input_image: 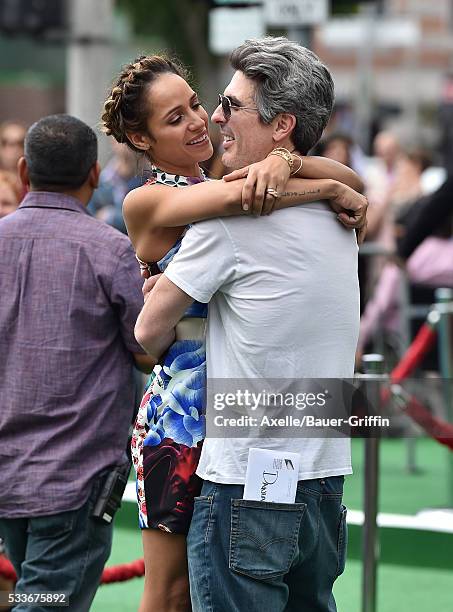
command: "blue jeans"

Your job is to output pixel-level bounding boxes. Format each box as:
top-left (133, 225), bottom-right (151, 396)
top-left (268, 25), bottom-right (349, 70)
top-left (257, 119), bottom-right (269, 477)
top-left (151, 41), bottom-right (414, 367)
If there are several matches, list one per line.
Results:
top-left (0, 471), bottom-right (113, 612)
top-left (187, 476), bottom-right (347, 612)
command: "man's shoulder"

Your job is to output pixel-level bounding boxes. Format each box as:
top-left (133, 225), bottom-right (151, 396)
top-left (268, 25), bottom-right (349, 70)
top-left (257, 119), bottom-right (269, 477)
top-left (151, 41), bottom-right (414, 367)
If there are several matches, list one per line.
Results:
top-left (0, 208), bottom-right (21, 230)
top-left (8, 204), bottom-right (132, 252)
top-left (83, 214), bottom-right (132, 250)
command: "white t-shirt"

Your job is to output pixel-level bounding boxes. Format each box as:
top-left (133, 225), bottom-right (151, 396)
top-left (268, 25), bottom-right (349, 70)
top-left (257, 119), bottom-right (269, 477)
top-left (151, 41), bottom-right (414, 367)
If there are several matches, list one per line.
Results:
top-left (165, 203), bottom-right (359, 484)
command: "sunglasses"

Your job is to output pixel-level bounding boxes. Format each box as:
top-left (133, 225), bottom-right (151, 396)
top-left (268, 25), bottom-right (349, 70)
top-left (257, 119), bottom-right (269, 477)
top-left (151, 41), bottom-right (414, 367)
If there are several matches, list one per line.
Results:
top-left (218, 94), bottom-right (259, 122)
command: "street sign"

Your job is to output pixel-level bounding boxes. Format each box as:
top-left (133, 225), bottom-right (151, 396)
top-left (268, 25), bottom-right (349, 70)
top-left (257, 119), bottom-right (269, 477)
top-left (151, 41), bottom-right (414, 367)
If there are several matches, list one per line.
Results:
top-left (264, 0), bottom-right (328, 27)
top-left (319, 17), bottom-right (419, 48)
top-left (209, 6), bottom-right (265, 55)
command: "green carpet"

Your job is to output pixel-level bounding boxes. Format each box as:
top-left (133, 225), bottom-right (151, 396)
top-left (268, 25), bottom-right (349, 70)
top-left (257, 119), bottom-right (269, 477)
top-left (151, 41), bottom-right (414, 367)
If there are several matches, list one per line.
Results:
top-left (344, 437), bottom-right (448, 514)
top-left (334, 559), bottom-right (453, 612)
top-left (92, 549), bottom-right (453, 612)
top-left (91, 526), bottom-right (143, 612)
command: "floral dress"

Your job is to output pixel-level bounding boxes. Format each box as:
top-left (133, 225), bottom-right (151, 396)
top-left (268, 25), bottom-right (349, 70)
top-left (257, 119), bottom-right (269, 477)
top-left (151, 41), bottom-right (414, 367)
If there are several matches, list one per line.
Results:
top-left (131, 169), bottom-right (207, 533)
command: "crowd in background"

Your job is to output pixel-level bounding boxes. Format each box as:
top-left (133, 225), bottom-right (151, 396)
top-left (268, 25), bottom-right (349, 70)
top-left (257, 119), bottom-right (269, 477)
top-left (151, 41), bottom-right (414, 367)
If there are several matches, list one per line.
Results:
top-left (317, 117), bottom-right (452, 381)
top-left (1, 109), bottom-right (452, 374)
top-left (1, 110), bottom-right (452, 365)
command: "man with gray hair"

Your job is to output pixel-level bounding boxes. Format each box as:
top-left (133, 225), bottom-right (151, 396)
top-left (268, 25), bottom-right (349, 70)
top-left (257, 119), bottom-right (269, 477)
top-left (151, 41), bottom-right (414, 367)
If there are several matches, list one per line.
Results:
top-left (135, 37), bottom-right (360, 610)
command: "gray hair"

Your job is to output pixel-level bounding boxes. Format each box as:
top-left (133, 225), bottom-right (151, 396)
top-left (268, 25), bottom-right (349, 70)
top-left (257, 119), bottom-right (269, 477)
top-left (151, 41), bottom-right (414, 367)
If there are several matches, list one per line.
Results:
top-left (230, 37), bottom-right (334, 154)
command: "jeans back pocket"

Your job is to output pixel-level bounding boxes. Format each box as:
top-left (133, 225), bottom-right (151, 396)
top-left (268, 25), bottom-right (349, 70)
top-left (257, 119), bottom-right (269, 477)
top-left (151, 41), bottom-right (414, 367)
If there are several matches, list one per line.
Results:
top-left (229, 499), bottom-right (306, 580)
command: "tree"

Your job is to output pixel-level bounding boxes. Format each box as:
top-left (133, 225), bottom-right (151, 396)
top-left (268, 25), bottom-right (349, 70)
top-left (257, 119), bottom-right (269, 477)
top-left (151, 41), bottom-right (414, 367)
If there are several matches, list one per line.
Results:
top-left (116, 0), bottom-right (219, 100)
top-left (331, 0), bottom-right (384, 15)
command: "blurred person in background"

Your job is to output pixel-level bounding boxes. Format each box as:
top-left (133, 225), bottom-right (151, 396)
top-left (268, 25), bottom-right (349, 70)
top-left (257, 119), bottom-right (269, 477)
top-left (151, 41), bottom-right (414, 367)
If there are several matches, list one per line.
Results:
top-left (372, 130), bottom-right (401, 182)
top-left (0, 121), bottom-right (27, 201)
top-left (367, 145), bottom-right (431, 241)
top-left (315, 131), bottom-right (367, 176)
top-left (0, 114), bottom-right (154, 611)
top-left (357, 229), bottom-right (453, 370)
top-left (317, 132), bottom-right (353, 167)
top-left (88, 140), bottom-right (145, 233)
top-left (398, 174), bottom-right (453, 260)
top-left (364, 141), bottom-right (431, 311)
top-left (0, 120), bottom-right (26, 176)
top-left (357, 147), bottom-right (450, 369)
top-left (0, 170), bottom-right (21, 218)
top-left (364, 130), bottom-right (401, 244)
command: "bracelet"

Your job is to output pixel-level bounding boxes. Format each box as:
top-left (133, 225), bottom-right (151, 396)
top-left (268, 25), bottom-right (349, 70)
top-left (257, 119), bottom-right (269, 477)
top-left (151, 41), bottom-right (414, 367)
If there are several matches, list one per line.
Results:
top-left (267, 147), bottom-right (294, 173)
top-left (290, 155), bottom-right (303, 176)
top-left (135, 254), bottom-right (153, 275)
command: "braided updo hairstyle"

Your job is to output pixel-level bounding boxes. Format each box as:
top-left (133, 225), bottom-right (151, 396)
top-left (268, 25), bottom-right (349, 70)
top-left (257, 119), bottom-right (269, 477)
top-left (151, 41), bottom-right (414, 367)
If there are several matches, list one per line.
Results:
top-left (102, 55), bottom-right (189, 153)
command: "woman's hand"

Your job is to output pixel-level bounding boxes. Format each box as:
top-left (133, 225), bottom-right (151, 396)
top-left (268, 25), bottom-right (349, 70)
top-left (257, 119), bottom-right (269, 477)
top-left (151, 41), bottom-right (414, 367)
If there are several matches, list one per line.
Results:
top-left (328, 181), bottom-right (368, 244)
top-left (223, 155), bottom-right (291, 216)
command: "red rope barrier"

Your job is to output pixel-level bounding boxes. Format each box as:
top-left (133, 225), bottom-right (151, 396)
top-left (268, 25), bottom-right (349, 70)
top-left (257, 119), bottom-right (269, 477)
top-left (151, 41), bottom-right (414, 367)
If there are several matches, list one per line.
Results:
top-left (390, 322), bottom-right (437, 385)
top-left (403, 392), bottom-right (453, 451)
top-left (373, 315), bottom-right (453, 449)
top-left (100, 558), bottom-right (144, 584)
top-left (0, 555), bottom-right (16, 581)
top-left (379, 323), bottom-right (437, 404)
top-left (0, 554), bottom-right (145, 585)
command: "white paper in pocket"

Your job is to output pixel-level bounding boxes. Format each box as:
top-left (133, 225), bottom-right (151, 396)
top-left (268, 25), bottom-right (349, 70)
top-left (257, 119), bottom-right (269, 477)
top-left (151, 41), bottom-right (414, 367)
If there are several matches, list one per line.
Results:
top-left (243, 448), bottom-right (300, 503)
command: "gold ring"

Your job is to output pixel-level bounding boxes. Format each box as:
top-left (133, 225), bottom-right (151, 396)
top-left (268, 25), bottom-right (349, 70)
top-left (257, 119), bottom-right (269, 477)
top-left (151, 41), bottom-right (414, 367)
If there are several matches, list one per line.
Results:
top-left (265, 188), bottom-right (279, 198)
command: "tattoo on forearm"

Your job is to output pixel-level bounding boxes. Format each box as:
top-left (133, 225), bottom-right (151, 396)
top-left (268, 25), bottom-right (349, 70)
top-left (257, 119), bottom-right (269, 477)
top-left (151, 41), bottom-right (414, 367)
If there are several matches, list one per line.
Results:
top-left (281, 189), bottom-right (321, 197)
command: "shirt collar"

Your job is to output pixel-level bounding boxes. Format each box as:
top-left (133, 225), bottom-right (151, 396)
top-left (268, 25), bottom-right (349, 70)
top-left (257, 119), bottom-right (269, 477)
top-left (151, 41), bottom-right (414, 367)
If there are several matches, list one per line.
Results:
top-left (19, 191), bottom-right (89, 215)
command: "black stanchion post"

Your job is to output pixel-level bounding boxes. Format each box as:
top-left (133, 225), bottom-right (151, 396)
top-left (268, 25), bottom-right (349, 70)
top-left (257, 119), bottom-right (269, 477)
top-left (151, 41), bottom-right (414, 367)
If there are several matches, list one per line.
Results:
top-left (435, 288), bottom-right (453, 507)
top-left (399, 270), bottom-right (419, 473)
top-left (361, 353), bottom-right (384, 612)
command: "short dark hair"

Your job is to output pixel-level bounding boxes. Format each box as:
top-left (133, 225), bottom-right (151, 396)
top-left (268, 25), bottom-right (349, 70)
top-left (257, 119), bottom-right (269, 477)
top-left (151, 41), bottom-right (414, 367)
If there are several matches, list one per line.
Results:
top-left (25, 114), bottom-right (97, 190)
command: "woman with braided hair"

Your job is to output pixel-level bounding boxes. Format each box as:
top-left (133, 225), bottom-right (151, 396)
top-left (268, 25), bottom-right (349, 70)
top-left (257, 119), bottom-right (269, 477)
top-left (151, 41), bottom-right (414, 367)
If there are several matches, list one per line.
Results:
top-left (102, 53), bottom-right (365, 612)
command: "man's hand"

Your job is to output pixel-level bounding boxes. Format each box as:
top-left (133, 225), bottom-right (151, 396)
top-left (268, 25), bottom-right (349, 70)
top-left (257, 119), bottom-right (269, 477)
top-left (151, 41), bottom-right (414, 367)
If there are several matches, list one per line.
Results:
top-left (142, 273), bottom-right (162, 302)
top-left (223, 155), bottom-right (291, 216)
top-left (328, 182), bottom-right (368, 244)
top-left (135, 276), bottom-right (194, 358)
